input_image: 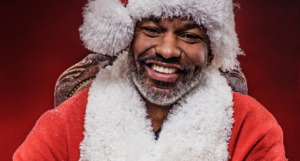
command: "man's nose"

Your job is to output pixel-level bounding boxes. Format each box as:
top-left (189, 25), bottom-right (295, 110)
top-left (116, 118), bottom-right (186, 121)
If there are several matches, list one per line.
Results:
top-left (155, 33), bottom-right (181, 59)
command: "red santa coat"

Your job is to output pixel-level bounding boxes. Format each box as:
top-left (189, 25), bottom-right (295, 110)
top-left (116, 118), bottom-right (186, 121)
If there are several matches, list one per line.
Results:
top-left (13, 88), bottom-right (286, 160)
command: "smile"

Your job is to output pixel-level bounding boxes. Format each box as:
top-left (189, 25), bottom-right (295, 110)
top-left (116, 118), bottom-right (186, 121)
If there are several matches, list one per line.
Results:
top-left (145, 61), bottom-right (183, 82)
top-left (151, 64), bottom-right (177, 74)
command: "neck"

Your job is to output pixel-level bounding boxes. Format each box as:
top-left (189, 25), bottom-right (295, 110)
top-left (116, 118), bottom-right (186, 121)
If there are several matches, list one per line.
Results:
top-left (145, 99), bottom-right (173, 132)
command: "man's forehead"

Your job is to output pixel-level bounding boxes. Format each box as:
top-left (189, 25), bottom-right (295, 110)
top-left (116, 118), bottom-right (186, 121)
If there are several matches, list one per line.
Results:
top-left (142, 16), bottom-right (195, 23)
top-left (139, 16), bottom-right (205, 30)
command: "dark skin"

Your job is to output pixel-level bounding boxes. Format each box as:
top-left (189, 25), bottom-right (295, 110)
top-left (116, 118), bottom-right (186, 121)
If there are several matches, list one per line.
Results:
top-left (130, 17), bottom-right (213, 131)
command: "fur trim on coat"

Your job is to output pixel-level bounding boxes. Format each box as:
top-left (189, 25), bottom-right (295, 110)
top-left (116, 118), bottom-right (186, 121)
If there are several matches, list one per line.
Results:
top-left (79, 52), bottom-right (234, 160)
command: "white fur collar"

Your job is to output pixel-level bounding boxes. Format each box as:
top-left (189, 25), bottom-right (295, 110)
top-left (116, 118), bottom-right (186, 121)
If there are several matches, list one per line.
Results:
top-left (79, 52), bottom-right (234, 161)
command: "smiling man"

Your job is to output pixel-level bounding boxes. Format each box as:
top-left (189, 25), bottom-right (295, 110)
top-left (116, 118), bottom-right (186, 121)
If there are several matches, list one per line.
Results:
top-left (131, 17), bottom-right (211, 105)
top-left (14, 0), bottom-right (286, 160)
top-left (128, 17), bottom-right (214, 132)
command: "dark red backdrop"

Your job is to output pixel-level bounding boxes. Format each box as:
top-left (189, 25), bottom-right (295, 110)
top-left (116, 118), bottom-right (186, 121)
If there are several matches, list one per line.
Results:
top-left (0, 0), bottom-right (299, 160)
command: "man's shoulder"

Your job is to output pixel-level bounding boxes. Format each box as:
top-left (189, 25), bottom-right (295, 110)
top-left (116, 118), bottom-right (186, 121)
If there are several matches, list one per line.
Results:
top-left (231, 91), bottom-right (283, 145)
top-left (232, 91), bottom-right (278, 126)
top-left (13, 88), bottom-right (90, 160)
top-left (55, 87), bottom-right (90, 119)
top-left (229, 91), bottom-right (285, 160)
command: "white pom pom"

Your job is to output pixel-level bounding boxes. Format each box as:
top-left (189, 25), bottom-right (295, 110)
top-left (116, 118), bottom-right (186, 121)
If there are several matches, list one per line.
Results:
top-left (79, 0), bottom-right (134, 56)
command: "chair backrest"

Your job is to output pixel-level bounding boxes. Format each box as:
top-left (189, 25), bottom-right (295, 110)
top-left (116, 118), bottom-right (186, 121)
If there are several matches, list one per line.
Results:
top-left (54, 53), bottom-right (248, 107)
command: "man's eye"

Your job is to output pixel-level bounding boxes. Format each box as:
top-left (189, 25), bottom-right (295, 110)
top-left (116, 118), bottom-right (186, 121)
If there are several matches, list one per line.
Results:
top-left (180, 34), bottom-right (201, 43)
top-left (142, 27), bottom-right (161, 37)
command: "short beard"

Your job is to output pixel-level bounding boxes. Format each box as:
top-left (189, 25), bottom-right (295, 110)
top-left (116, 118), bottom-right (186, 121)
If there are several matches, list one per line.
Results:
top-left (128, 52), bottom-right (206, 106)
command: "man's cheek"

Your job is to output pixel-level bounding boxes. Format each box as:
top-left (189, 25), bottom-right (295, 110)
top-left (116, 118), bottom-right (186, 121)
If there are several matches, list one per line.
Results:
top-left (135, 60), bottom-right (146, 75)
top-left (132, 36), bottom-right (147, 55)
top-left (133, 36), bottom-right (157, 55)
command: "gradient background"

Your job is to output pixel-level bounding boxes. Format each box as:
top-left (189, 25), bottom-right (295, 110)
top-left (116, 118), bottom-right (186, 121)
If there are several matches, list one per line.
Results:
top-left (0, 0), bottom-right (299, 160)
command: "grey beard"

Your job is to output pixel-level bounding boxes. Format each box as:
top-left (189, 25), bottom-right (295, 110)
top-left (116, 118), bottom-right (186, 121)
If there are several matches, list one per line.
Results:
top-left (128, 54), bottom-right (206, 106)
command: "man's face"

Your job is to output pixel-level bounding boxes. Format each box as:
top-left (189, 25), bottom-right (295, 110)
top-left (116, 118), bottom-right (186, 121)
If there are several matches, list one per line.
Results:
top-left (128, 17), bottom-right (212, 106)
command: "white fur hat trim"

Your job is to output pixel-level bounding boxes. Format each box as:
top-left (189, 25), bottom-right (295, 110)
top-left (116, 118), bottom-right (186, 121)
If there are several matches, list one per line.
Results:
top-left (79, 0), bottom-right (244, 70)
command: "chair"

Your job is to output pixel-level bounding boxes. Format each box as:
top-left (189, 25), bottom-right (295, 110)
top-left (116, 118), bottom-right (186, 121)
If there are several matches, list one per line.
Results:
top-left (54, 53), bottom-right (248, 107)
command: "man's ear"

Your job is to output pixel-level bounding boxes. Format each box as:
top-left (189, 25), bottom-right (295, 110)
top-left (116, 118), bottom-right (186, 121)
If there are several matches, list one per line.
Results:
top-left (206, 50), bottom-right (214, 66)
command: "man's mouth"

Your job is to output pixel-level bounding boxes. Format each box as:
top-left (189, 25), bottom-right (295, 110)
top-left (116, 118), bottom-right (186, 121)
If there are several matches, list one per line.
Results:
top-left (151, 64), bottom-right (177, 74)
top-left (144, 61), bottom-right (183, 82)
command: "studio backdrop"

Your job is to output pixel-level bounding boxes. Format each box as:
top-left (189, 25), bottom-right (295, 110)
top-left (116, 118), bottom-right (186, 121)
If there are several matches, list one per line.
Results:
top-left (0, 0), bottom-right (299, 160)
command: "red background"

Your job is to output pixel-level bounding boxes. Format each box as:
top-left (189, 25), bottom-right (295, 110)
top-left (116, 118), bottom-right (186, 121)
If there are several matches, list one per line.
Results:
top-left (0, 0), bottom-right (299, 160)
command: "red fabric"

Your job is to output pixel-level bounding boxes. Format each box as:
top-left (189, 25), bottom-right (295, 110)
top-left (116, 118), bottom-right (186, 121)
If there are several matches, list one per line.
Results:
top-left (13, 90), bottom-right (286, 160)
top-left (229, 92), bottom-right (287, 160)
top-left (120, 0), bottom-right (128, 6)
top-left (13, 88), bottom-right (88, 161)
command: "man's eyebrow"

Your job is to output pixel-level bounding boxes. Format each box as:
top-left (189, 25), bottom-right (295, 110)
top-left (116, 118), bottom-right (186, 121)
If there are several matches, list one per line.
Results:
top-left (147, 17), bottom-right (161, 23)
top-left (183, 23), bottom-right (203, 30)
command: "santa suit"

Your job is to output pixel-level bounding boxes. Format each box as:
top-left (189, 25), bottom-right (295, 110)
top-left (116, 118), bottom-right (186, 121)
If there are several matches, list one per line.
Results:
top-left (14, 53), bottom-right (286, 161)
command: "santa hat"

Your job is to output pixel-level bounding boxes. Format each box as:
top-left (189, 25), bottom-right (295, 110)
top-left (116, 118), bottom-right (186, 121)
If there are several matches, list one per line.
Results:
top-left (79, 0), bottom-right (244, 70)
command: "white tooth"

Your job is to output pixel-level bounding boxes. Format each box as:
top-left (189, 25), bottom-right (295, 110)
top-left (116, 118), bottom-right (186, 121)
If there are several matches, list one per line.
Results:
top-left (152, 64), bottom-right (155, 70)
top-left (172, 68), bottom-right (175, 73)
top-left (168, 68), bottom-right (172, 73)
top-left (159, 67), bottom-right (163, 73)
top-left (164, 68), bottom-right (168, 73)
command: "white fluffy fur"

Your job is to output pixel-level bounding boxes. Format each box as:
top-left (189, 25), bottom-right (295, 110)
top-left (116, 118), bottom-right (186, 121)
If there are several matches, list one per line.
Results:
top-left (79, 52), bottom-right (234, 160)
top-left (79, 0), bottom-right (134, 56)
top-left (80, 0), bottom-right (243, 70)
